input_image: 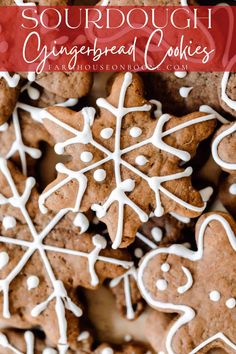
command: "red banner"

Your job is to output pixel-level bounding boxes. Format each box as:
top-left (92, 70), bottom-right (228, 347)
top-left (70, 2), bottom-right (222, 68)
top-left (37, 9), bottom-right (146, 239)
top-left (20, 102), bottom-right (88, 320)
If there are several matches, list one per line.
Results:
top-left (0, 5), bottom-right (236, 72)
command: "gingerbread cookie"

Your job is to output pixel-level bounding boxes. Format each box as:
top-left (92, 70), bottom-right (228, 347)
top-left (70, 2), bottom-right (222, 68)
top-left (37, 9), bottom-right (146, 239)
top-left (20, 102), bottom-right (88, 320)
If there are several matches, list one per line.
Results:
top-left (138, 211), bottom-right (236, 354)
top-left (109, 186), bottom-right (214, 322)
top-left (150, 72), bottom-right (236, 119)
top-left (38, 72), bottom-right (217, 249)
top-left (212, 122), bottom-right (236, 217)
top-left (0, 159), bottom-right (133, 351)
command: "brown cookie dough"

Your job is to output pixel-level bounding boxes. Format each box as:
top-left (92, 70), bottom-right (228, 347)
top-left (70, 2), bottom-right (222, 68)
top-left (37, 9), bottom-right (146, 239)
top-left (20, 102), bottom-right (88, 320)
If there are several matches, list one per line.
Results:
top-left (33, 73), bottom-right (93, 100)
top-left (138, 211), bottom-right (236, 354)
top-left (0, 76), bottom-right (20, 126)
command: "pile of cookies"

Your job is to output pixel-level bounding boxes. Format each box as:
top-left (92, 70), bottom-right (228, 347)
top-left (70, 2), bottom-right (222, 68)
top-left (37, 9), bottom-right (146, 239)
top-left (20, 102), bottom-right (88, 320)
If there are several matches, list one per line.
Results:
top-left (0, 1), bottom-right (236, 354)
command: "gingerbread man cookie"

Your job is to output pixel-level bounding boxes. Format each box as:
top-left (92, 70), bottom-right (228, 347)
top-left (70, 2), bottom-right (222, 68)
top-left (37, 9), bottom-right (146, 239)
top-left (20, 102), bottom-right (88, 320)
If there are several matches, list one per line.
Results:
top-left (138, 211), bottom-right (236, 354)
top-left (38, 72), bottom-right (217, 249)
top-left (0, 159), bottom-right (133, 352)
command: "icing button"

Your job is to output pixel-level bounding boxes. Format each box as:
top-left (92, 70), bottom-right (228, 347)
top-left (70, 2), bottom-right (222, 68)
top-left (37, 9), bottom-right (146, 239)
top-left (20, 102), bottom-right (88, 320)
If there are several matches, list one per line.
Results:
top-left (130, 127), bottom-right (142, 138)
top-left (226, 298), bottom-right (236, 309)
top-left (93, 169), bottom-right (106, 182)
top-left (209, 290), bottom-right (221, 302)
top-left (156, 279), bottom-right (168, 291)
top-left (161, 263), bottom-right (170, 273)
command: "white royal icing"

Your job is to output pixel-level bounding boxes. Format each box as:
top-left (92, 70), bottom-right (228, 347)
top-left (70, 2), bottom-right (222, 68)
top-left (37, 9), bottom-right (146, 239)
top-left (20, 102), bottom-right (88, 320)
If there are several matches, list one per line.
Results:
top-left (174, 71), bottom-right (187, 79)
top-left (0, 72), bottom-right (20, 88)
top-left (0, 158), bottom-right (132, 353)
top-left (156, 279), bottom-right (168, 291)
top-left (124, 334), bottom-right (132, 342)
top-left (0, 252), bottom-right (9, 270)
top-left (27, 275), bottom-right (40, 290)
top-left (93, 169), bottom-right (106, 182)
top-left (2, 216), bottom-right (16, 230)
top-left (209, 290), bottom-right (221, 302)
top-left (135, 155), bottom-right (148, 166)
top-left (179, 87), bottom-right (193, 98)
top-left (138, 213), bottom-right (236, 354)
top-left (0, 330), bottom-right (57, 354)
top-left (229, 184), bottom-right (236, 195)
top-left (77, 331), bottom-right (90, 341)
top-left (0, 123), bottom-right (8, 132)
top-left (151, 227), bottom-right (163, 242)
top-left (110, 267), bottom-right (137, 320)
top-left (161, 263), bottom-right (170, 273)
top-left (177, 266), bottom-right (193, 294)
top-left (100, 128), bottom-right (113, 139)
top-left (39, 73), bottom-right (216, 249)
top-left (130, 127), bottom-right (142, 138)
top-left (134, 248), bottom-right (143, 258)
top-left (80, 151), bottom-right (93, 163)
top-left (73, 212), bottom-right (89, 234)
top-left (101, 348), bottom-right (114, 354)
top-left (226, 298), bottom-right (236, 309)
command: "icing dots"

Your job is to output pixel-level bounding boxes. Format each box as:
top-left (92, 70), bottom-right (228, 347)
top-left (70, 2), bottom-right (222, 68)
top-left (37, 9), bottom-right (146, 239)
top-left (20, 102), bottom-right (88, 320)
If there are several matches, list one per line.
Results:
top-left (77, 331), bottom-right (90, 341)
top-left (161, 263), bottom-right (170, 273)
top-left (151, 227), bottom-right (163, 242)
top-left (135, 155), bottom-right (148, 166)
top-left (134, 248), bottom-right (143, 258)
top-left (156, 279), bottom-right (168, 291)
top-left (2, 216), bottom-right (16, 230)
top-left (80, 151), bottom-right (93, 163)
top-left (73, 213), bottom-right (89, 233)
top-left (226, 298), bottom-right (236, 309)
top-left (174, 71), bottom-right (187, 78)
top-left (179, 87), bottom-right (193, 98)
top-left (229, 184), bottom-right (236, 195)
top-left (100, 128), bottom-right (113, 139)
top-left (0, 123), bottom-right (8, 132)
top-left (27, 275), bottom-right (40, 290)
top-left (124, 334), bottom-right (132, 342)
top-left (101, 347), bottom-right (114, 354)
top-left (93, 169), bottom-right (106, 182)
top-left (130, 127), bottom-right (142, 138)
top-left (0, 252), bottom-right (9, 270)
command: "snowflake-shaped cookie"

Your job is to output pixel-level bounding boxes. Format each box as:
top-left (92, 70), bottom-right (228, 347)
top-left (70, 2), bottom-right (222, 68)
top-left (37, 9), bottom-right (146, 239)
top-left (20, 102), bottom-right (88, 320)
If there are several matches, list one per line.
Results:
top-left (39, 72), bottom-right (217, 249)
top-left (0, 159), bottom-right (132, 353)
top-left (138, 212), bottom-right (236, 354)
